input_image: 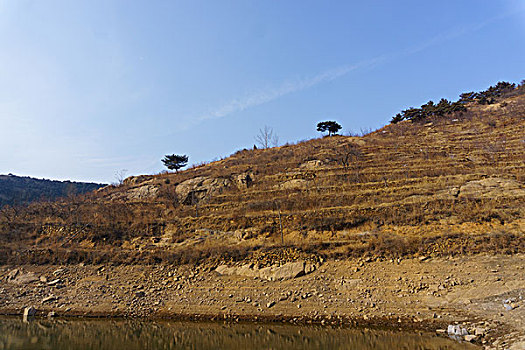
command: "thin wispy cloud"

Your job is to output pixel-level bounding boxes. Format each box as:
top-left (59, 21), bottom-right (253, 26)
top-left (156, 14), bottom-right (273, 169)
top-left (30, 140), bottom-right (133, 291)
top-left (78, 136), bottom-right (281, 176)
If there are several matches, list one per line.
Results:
top-left (190, 11), bottom-right (517, 127)
top-left (195, 55), bottom-right (387, 123)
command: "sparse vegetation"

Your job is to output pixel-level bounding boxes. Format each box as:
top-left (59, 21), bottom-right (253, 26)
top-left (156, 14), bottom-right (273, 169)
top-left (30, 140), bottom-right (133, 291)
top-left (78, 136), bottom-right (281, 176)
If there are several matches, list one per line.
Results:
top-left (0, 83), bottom-right (523, 266)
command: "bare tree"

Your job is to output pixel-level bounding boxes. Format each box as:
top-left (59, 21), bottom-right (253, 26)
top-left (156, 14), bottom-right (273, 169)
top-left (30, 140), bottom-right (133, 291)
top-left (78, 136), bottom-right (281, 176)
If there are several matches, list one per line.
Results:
top-left (113, 169), bottom-right (128, 186)
top-left (255, 126), bottom-right (279, 149)
top-left (340, 144), bottom-right (362, 170)
top-left (339, 143), bottom-right (364, 182)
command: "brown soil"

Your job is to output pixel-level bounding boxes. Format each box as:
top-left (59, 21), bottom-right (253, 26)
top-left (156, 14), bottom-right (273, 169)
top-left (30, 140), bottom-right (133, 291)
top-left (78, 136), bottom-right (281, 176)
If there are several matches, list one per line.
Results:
top-left (1, 254), bottom-right (524, 349)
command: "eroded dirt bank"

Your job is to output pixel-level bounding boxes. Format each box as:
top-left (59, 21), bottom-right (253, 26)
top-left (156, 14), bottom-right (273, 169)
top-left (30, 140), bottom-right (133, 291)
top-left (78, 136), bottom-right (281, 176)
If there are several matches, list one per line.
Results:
top-left (1, 254), bottom-right (524, 349)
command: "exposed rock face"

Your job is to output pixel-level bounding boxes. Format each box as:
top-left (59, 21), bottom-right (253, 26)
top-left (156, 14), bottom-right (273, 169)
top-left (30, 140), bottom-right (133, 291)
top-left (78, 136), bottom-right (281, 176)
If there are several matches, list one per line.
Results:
top-left (215, 261), bottom-right (315, 281)
top-left (123, 175), bottom-right (153, 186)
top-left (413, 177), bottom-right (524, 202)
top-left (125, 184), bottom-right (159, 200)
top-left (278, 179), bottom-right (309, 190)
top-left (300, 160), bottom-right (323, 170)
top-left (175, 176), bottom-right (232, 205)
top-left (235, 172), bottom-right (255, 189)
top-left (457, 177), bottom-right (525, 199)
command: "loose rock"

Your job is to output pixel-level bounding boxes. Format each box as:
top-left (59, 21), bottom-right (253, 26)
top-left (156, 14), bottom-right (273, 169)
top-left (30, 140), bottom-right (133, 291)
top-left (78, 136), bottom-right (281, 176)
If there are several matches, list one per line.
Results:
top-left (464, 335), bottom-right (477, 342)
top-left (42, 295), bottom-right (57, 303)
top-left (23, 306), bottom-right (36, 321)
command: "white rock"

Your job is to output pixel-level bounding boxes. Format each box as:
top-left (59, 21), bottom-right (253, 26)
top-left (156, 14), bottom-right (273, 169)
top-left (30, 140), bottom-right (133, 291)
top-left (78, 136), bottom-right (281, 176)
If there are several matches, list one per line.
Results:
top-left (42, 295), bottom-right (57, 303)
top-left (447, 325), bottom-right (468, 336)
top-left (23, 306), bottom-right (36, 321)
top-left (464, 335), bottom-right (477, 342)
top-left (474, 327), bottom-right (486, 336)
top-left (23, 306), bottom-right (36, 317)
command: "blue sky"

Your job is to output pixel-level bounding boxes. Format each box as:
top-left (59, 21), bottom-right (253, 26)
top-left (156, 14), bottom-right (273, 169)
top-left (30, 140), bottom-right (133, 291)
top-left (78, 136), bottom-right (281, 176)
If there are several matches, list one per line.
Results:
top-left (1, 1), bottom-right (524, 183)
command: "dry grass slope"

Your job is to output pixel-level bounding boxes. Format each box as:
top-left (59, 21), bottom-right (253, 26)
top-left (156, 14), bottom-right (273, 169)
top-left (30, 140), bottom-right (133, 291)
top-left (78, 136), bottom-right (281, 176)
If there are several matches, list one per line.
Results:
top-left (1, 93), bottom-right (524, 265)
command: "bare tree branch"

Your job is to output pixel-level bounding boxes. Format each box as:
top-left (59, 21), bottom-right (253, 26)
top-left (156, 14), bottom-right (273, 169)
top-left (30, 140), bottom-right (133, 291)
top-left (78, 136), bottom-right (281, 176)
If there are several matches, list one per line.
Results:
top-left (255, 126), bottom-right (279, 149)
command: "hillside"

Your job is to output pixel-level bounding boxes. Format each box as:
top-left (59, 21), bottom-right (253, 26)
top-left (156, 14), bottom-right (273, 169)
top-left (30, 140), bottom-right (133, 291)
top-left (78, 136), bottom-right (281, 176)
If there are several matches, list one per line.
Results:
top-left (0, 174), bottom-right (104, 208)
top-left (1, 86), bottom-right (523, 265)
top-left (1, 83), bottom-right (524, 348)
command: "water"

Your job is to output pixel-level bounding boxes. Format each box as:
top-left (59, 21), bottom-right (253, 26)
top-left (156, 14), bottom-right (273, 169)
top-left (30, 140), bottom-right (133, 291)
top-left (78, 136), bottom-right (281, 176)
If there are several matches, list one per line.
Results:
top-left (0, 317), bottom-right (476, 350)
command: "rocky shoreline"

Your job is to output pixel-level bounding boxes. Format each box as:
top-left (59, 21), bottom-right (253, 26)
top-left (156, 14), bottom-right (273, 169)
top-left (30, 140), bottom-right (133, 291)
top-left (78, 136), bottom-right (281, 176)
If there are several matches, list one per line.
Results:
top-left (1, 254), bottom-right (524, 349)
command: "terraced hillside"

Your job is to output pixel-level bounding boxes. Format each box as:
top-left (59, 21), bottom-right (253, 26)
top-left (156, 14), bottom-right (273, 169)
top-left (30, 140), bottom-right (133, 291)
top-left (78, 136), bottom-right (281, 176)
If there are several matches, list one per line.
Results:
top-left (1, 92), bottom-right (523, 265)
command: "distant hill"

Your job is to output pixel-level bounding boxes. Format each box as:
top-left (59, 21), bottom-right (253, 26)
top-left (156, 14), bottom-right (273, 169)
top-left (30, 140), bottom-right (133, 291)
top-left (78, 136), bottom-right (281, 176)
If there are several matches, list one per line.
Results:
top-left (0, 174), bottom-right (104, 207)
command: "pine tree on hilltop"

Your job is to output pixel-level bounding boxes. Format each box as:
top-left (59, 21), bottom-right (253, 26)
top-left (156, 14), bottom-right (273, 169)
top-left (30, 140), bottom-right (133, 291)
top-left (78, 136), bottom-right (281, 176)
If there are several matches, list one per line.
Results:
top-left (162, 154), bottom-right (188, 172)
top-left (317, 121), bottom-right (342, 136)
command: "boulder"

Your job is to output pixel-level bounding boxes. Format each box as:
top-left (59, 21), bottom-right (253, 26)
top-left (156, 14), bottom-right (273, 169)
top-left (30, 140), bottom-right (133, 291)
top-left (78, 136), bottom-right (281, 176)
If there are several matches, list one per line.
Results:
top-left (23, 306), bottom-right (36, 321)
top-left (215, 265), bottom-right (232, 275)
top-left (236, 264), bottom-right (258, 277)
top-left (304, 262), bottom-right (317, 274)
top-left (267, 261), bottom-right (305, 280)
top-left (8, 271), bottom-right (38, 285)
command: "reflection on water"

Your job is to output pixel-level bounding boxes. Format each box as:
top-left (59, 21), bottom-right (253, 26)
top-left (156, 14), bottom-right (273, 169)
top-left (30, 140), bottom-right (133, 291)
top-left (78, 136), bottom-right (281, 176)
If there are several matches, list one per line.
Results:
top-left (0, 317), bottom-right (475, 350)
